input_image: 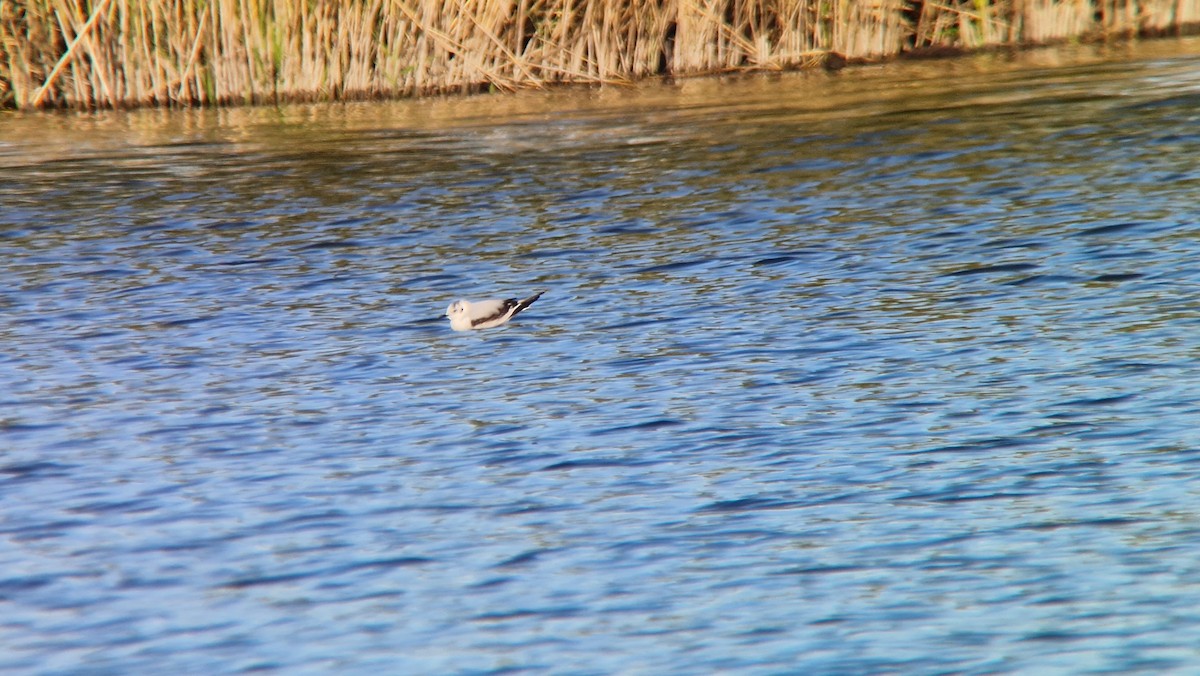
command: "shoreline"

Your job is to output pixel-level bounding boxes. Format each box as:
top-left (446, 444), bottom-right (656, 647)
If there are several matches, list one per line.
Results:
top-left (4, 0), bottom-right (1200, 111)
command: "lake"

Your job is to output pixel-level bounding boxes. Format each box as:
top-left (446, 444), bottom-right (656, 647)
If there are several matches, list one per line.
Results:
top-left (3, 37), bottom-right (1200, 673)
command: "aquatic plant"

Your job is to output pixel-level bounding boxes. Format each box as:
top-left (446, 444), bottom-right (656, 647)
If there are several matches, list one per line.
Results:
top-left (1, 0), bottom-right (1197, 109)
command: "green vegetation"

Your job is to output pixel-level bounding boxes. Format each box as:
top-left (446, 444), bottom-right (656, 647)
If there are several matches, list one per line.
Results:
top-left (2, 0), bottom-right (1198, 110)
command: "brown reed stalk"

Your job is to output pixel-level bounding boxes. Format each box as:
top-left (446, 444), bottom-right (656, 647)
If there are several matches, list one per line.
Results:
top-left (31, 0), bottom-right (114, 107)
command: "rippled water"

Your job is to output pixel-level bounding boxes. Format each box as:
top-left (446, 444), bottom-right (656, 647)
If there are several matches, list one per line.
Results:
top-left (4, 38), bottom-right (1200, 673)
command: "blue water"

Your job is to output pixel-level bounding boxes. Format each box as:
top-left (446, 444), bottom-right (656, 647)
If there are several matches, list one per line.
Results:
top-left (4, 39), bottom-right (1200, 673)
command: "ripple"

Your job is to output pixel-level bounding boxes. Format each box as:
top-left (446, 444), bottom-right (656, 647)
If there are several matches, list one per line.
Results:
top-left (941, 262), bottom-right (1039, 277)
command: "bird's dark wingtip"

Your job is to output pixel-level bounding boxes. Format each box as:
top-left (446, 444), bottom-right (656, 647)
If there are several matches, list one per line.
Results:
top-left (510, 290), bottom-right (546, 317)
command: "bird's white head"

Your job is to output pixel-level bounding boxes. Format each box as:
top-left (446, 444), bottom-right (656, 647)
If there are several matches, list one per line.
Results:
top-left (446, 299), bottom-right (472, 330)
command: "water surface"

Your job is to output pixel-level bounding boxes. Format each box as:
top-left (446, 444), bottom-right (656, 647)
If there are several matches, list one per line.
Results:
top-left (4, 38), bottom-right (1200, 673)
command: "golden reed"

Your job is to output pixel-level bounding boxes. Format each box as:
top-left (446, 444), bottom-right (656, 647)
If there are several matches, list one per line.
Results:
top-left (2, 0), bottom-right (1199, 109)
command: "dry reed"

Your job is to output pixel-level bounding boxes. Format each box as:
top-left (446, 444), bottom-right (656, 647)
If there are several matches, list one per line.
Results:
top-left (2, 0), bottom-right (1200, 110)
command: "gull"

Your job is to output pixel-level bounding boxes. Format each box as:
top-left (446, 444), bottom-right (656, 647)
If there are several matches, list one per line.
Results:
top-left (445, 290), bottom-right (545, 331)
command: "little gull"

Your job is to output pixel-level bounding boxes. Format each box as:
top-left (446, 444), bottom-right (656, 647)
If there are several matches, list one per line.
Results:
top-left (446, 290), bottom-right (545, 331)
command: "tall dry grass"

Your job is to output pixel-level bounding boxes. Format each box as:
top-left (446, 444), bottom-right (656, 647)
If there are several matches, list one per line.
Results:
top-left (2, 0), bottom-right (1200, 109)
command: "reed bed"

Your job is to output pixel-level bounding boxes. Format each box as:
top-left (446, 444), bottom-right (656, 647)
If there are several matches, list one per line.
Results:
top-left (3, 0), bottom-right (1200, 109)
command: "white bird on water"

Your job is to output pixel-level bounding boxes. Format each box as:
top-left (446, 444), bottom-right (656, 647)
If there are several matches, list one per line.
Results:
top-left (445, 290), bottom-right (545, 331)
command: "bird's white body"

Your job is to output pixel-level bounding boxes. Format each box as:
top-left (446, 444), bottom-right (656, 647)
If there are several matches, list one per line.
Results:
top-left (446, 290), bottom-right (545, 331)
